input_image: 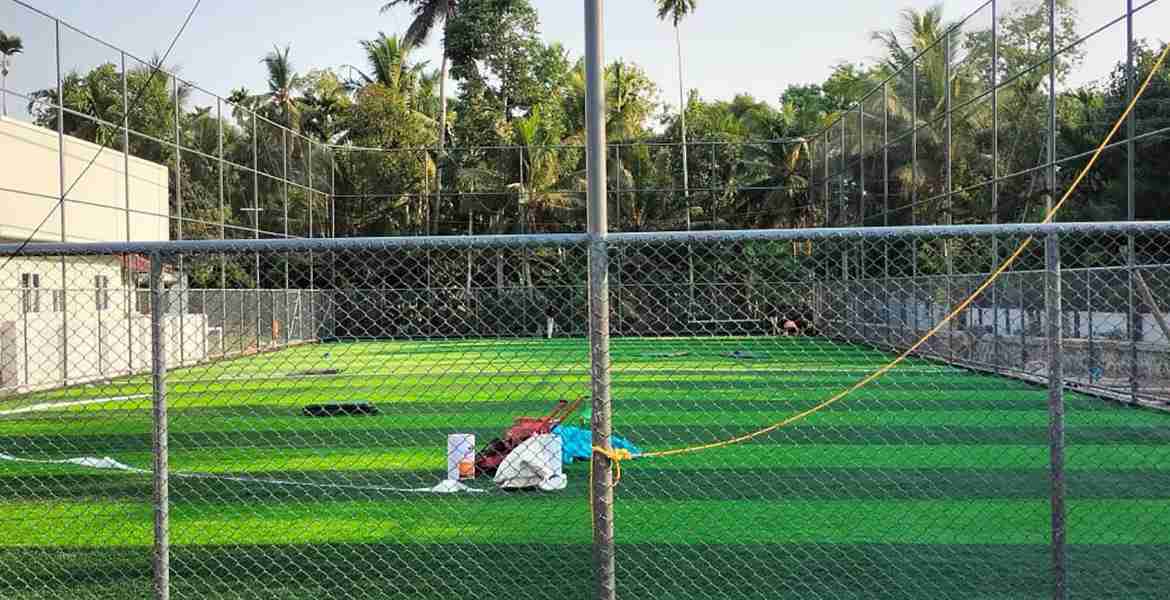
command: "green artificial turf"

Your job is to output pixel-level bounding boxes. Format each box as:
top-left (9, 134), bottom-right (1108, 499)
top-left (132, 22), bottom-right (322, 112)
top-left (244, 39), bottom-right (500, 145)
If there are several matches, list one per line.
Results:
top-left (1, 336), bottom-right (1167, 599)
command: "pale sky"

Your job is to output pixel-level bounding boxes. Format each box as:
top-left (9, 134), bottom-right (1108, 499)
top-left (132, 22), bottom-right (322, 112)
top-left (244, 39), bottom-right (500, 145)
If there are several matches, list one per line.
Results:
top-left (3, 0), bottom-right (1167, 119)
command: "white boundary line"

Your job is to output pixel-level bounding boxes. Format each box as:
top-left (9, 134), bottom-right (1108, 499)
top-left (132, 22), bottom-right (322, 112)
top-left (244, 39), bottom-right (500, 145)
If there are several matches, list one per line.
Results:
top-left (0, 394), bottom-right (150, 416)
top-left (0, 452), bottom-right (484, 493)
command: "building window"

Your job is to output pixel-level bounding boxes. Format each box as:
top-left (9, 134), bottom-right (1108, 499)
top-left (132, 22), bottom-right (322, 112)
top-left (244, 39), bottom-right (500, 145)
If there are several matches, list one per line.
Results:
top-left (52, 289), bottom-right (65, 313)
top-left (20, 273), bottom-right (40, 314)
top-left (95, 275), bottom-right (110, 311)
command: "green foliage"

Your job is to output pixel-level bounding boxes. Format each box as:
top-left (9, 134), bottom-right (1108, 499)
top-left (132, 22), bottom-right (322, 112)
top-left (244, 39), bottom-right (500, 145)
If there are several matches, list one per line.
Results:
top-left (0, 29), bottom-right (23, 75)
top-left (18, 0), bottom-right (1166, 255)
top-left (655, 0), bottom-right (698, 27)
top-left (379, 0), bottom-right (457, 47)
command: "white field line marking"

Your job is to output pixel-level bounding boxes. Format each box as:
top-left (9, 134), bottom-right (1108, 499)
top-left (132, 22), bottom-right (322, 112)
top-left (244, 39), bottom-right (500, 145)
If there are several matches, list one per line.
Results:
top-left (0, 452), bottom-right (484, 493)
top-left (0, 394), bottom-right (149, 416)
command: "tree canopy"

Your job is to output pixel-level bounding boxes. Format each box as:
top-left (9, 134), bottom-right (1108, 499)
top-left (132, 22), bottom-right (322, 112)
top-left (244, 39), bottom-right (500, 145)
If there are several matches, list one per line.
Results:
top-left (18, 0), bottom-right (1167, 250)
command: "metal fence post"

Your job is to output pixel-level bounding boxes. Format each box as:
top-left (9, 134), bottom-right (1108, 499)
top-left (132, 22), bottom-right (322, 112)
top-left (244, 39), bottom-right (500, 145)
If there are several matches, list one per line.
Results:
top-left (55, 19), bottom-right (70, 386)
top-left (1045, 233), bottom-right (1067, 600)
top-left (217, 98), bottom-right (228, 356)
top-left (991, 0), bottom-right (1001, 374)
top-left (149, 251), bottom-right (171, 600)
top-left (282, 128), bottom-right (290, 347)
top-left (584, 1), bottom-right (615, 598)
top-left (1125, 0), bottom-right (1139, 396)
top-left (123, 51), bottom-right (134, 375)
top-left (173, 74), bottom-right (186, 367)
top-left (252, 112), bottom-right (261, 349)
top-left (1086, 270), bottom-right (1095, 381)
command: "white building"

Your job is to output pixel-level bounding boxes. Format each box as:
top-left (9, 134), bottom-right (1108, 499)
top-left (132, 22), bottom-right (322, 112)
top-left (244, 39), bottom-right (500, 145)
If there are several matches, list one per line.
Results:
top-left (0, 116), bottom-right (207, 392)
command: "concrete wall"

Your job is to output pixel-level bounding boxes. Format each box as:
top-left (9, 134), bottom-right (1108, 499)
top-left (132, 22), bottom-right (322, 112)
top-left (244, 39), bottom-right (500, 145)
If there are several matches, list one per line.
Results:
top-left (0, 255), bottom-right (207, 392)
top-left (0, 311), bottom-right (207, 392)
top-left (0, 116), bottom-right (169, 244)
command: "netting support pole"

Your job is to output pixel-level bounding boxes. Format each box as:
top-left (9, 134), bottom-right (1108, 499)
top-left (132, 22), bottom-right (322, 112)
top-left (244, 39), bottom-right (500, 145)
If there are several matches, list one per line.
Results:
top-left (1044, 233), bottom-right (1067, 600)
top-left (1125, 0), bottom-right (1139, 396)
top-left (990, 0), bottom-right (1000, 374)
top-left (882, 81), bottom-right (891, 350)
top-left (149, 252), bottom-right (171, 600)
top-left (217, 98), bottom-right (227, 356)
top-left (55, 19), bottom-right (70, 387)
top-left (173, 74), bottom-right (186, 367)
top-left (584, 1), bottom-right (615, 599)
top-left (123, 51), bottom-right (136, 373)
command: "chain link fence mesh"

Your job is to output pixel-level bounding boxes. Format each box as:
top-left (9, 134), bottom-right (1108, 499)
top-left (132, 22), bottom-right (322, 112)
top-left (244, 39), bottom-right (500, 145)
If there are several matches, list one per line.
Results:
top-left (1, 225), bottom-right (1168, 599)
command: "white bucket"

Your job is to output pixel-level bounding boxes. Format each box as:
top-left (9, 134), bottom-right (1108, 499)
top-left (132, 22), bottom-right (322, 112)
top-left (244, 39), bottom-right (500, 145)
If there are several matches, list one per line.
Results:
top-left (447, 433), bottom-right (476, 480)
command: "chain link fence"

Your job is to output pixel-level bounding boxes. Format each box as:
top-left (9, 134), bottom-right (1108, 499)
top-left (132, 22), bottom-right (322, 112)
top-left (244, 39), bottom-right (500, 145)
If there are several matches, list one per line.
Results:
top-left (1, 221), bottom-right (1167, 600)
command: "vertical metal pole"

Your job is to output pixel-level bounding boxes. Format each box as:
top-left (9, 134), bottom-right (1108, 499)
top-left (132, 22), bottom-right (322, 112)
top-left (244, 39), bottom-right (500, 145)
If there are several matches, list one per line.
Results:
top-left (123, 52), bottom-right (134, 374)
top-left (944, 30), bottom-right (956, 360)
top-left (991, 0), bottom-right (1001, 373)
top-left (1125, 0), bottom-right (1138, 396)
top-left (838, 120), bottom-right (845, 227)
top-left (910, 60), bottom-right (919, 334)
top-left (330, 153), bottom-right (338, 241)
top-left (96, 276), bottom-right (104, 375)
top-left (614, 144), bottom-right (622, 333)
top-left (252, 113), bottom-right (261, 349)
top-left (217, 99), bottom-right (227, 356)
top-left (22, 298), bottom-right (29, 385)
top-left (308, 142), bottom-right (315, 342)
top-left (1087, 269), bottom-right (1095, 381)
top-left (1021, 270), bottom-right (1028, 366)
top-left (239, 291), bottom-right (246, 355)
top-left (584, 1), bottom-right (615, 598)
top-left (174, 75), bottom-right (184, 240)
top-left (676, 23), bottom-right (690, 222)
top-left (1045, 233), bottom-right (1067, 600)
top-left (55, 20), bottom-right (69, 385)
top-left (883, 82), bottom-right (891, 349)
top-left (823, 134), bottom-right (829, 228)
top-left (709, 141), bottom-right (716, 225)
top-left (1046, 0), bottom-right (1057, 217)
top-left (173, 75), bottom-right (185, 366)
top-left (858, 105), bottom-right (867, 332)
top-left (945, 30), bottom-right (954, 230)
top-left (329, 155), bottom-right (337, 339)
top-left (149, 252), bottom-right (170, 600)
top-left (282, 130), bottom-right (290, 346)
top-left (859, 104), bottom-right (865, 227)
top-left (911, 61), bottom-right (919, 281)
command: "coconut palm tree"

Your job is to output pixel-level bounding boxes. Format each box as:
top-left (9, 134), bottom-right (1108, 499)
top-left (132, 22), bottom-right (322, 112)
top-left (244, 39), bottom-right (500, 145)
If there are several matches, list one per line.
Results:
top-left (1, 30), bottom-right (24, 117)
top-left (348, 33), bottom-right (426, 98)
top-left (259, 45), bottom-right (303, 129)
top-left (655, 0), bottom-right (698, 228)
top-left (872, 5), bottom-right (960, 228)
top-left (380, 0), bottom-right (458, 234)
top-left (873, 5), bottom-right (985, 275)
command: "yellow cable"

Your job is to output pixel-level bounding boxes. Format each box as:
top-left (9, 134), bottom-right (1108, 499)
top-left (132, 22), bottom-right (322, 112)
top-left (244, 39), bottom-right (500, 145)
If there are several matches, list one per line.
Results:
top-left (591, 43), bottom-right (1170, 477)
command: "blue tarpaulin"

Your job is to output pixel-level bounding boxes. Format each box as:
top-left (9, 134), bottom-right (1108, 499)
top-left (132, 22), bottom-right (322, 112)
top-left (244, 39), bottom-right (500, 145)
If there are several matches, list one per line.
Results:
top-left (552, 425), bottom-right (641, 464)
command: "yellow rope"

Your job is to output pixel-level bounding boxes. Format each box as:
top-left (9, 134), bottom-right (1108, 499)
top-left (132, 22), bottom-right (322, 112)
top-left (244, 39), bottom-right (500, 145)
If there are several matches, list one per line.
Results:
top-left (590, 43), bottom-right (1170, 482)
top-left (588, 446), bottom-right (634, 524)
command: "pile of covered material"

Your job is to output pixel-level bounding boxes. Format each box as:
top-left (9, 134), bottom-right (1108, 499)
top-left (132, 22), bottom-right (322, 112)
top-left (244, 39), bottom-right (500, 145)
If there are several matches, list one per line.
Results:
top-left (475, 398), bottom-right (641, 491)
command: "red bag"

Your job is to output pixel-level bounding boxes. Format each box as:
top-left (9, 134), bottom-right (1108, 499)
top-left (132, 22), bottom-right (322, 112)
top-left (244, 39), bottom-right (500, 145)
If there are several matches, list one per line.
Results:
top-left (475, 398), bottom-right (582, 477)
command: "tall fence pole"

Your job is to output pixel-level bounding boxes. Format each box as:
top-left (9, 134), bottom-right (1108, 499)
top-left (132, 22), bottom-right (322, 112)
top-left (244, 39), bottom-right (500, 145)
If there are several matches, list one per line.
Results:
top-left (55, 19), bottom-right (70, 386)
top-left (252, 113), bottom-right (261, 349)
top-left (149, 252), bottom-right (171, 600)
top-left (584, 1), bottom-right (615, 598)
top-left (1125, 0), bottom-right (1139, 396)
top-left (991, 0), bottom-right (1001, 373)
top-left (1044, 233), bottom-right (1067, 600)
top-left (173, 74), bottom-right (185, 367)
top-left (217, 98), bottom-right (227, 356)
top-left (123, 51), bottom-right (135, 373)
